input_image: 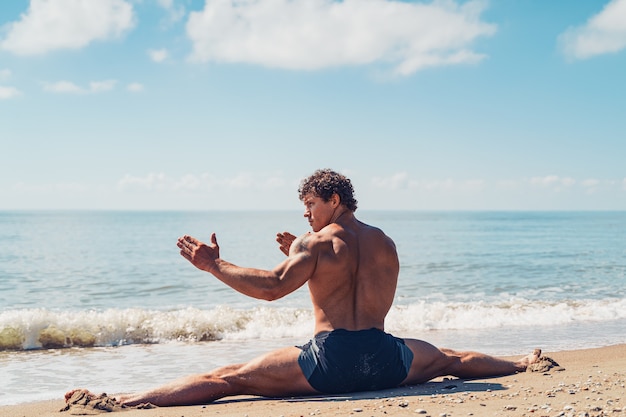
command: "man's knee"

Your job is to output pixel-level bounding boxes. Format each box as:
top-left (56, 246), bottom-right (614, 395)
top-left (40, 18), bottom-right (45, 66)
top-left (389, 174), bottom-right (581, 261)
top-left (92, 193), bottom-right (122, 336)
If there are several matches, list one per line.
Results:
top-left (205, 364), bottom-right (246, 385)
top-left (437, 350), bottom-right (464, 375)
top-left (439, 347), bottom-right (461, 356)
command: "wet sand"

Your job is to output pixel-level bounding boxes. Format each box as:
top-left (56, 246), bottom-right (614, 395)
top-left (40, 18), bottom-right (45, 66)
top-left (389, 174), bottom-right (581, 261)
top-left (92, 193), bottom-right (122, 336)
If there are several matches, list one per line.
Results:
top-left (2, 344), bottom-right (624, 417)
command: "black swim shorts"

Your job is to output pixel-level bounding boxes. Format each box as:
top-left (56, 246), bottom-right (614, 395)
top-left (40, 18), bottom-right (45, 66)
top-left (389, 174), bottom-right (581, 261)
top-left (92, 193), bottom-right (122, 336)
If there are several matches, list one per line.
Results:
top-left (297, 328), bottom-right (414, 394)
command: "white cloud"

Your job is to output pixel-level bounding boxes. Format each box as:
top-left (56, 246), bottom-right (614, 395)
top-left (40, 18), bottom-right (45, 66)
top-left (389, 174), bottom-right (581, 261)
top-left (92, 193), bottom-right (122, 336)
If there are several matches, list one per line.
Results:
top-left (148, 48), bottom-right (169, 62)
top-left (370, 174), bottom-right (626, 197)
top-left (0, 70), bottom-right (19, 99)
top-left (410, 179), bottom-right (485, 192)
top-left (372, 173), bottom-right (485, 192)
top-left (262, 175), bottom-right (287, 189)
top-left (157, 0), bottom-right (186, 25)
top-left (582, 179), bottom-right (599, 187)
top-left (559, 0), bottom-right (626, 59)
top-left (43, 80), bottom-right (117, 94)
top-left (495, 179), bottom-right (520, 190)
top-left (372, 172), bottom-right (410, 190)
top-left (89, 79), bottom-right (117, 93)
top-left (117, 172), bottom-right (290, 192)
top-left (43, 81), bottom-right (84, 94)
top-left (0, 69), bottom-right (11, 81)
top-left (530, 175), bottom-right (576, 188)
top-left (0, 85), bottom-right (22, 99)
top-left (118, 173), bottom-right (171, 191)
top-left (580, 178), bottom-right (601, 195)
top-left (186, 0), bottom-right (496, 75)
top-left (0, 0), bottom-right (135, 55)
top-left (127, 82), bottom-right (144, 92)
top-left (225, 173), bottom-right (254, 189)
top-left (371, 173), bottom-right (626, 195)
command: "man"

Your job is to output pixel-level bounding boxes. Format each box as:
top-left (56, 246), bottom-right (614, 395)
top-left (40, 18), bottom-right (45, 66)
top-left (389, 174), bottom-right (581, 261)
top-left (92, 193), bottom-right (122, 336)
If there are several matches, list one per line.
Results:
top-left (66, 169), bottom-right (540, 407)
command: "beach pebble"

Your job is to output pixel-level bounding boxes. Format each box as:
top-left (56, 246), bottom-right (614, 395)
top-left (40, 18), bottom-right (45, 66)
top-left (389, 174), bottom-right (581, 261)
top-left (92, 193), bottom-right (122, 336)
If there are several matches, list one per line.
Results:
top-left (352, 408), bottom-right (363, 412)
top-left (414, 409), bottom-right (427, 414)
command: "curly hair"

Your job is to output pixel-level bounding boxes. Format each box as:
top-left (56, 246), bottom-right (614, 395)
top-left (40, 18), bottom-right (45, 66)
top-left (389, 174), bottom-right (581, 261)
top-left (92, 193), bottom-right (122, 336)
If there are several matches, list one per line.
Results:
top-left (298, 169), bottom-right (358, 212)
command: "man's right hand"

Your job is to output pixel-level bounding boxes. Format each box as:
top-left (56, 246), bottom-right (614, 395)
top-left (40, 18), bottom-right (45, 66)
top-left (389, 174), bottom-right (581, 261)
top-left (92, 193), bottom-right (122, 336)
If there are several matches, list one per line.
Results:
top-left (276, 232), bottom-right (297, 256)
top-left (178, 233), bottom-right (219, 273)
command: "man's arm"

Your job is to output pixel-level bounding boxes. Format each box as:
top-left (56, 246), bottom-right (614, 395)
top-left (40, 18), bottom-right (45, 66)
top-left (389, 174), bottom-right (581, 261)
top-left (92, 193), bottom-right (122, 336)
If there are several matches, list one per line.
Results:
top-left (178, 233), bottom-right (317, 301)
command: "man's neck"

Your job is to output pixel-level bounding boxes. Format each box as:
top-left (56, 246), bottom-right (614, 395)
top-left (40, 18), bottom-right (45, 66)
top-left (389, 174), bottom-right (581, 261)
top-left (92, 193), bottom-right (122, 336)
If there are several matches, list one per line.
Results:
top-left (330, 206), bottom-right (352, 225)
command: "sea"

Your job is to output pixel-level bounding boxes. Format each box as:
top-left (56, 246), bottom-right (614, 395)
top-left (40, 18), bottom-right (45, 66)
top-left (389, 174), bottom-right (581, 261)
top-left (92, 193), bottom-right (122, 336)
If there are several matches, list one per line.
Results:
top-left (1, 210), bottom-right (625, 406)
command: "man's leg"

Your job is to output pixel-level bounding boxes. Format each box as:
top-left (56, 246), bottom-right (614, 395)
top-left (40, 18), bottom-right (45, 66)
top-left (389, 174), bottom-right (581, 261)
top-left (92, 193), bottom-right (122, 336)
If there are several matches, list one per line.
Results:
top-left (67, 346), bottom-right (318, 407)
top-left (401, 339), bottom-right (541, 385)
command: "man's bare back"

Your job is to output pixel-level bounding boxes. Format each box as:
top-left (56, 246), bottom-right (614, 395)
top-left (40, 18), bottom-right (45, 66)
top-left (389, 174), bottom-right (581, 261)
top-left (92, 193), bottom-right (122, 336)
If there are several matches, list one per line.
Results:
top-left (65, 169), bottom-right (543, 409)
top-left (289, 200), bottom-right (399, 334)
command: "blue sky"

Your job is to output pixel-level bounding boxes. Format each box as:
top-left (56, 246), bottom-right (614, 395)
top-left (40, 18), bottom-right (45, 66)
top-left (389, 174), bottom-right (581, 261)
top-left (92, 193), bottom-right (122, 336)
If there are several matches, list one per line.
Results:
top-left (1, 0), bottom-right (625, 211)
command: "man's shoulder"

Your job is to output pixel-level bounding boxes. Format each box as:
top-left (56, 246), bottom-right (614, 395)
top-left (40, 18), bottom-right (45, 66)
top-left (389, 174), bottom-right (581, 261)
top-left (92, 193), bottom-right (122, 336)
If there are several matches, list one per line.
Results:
top-left (291, 231), bottom-right (327, 254)
top-left (356, 222), bottom-right (396, 250)
top-left (293, 225), bottom-right (343, 251)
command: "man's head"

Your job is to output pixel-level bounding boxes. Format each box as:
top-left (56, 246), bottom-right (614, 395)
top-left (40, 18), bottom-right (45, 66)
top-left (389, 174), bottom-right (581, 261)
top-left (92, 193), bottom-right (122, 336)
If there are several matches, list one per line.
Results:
top-left (298, 169), bottom-right (358, 212)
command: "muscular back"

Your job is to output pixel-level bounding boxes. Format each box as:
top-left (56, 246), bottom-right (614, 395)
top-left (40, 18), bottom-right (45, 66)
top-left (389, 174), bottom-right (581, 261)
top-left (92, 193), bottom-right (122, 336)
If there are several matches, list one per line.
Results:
top-left (299, 215), bottom-right (400, 334)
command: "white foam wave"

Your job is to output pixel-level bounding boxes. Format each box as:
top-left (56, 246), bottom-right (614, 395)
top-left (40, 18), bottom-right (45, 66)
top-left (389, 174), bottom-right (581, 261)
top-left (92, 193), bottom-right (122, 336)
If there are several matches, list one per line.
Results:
top-left (387, 297), bottom-right (626, 332)
top-left (1, 297), bottom-right (624, 351)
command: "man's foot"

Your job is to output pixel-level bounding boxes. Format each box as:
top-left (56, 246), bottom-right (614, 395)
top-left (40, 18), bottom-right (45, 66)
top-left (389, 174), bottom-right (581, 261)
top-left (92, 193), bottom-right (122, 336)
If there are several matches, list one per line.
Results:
top-left (515, 348), bottom-right (563, 373)
top-left (515, 348), bottom-right (542, 371)
top-left (62, 389), bottom-right (157, 412)
top-left (61, 389), bottom-right (124, 413)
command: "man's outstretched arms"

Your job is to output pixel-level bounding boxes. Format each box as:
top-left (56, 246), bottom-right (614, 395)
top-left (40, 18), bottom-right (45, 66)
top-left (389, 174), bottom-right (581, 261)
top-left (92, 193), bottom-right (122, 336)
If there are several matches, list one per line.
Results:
top-left (178, 232), bottom-right (317, 301)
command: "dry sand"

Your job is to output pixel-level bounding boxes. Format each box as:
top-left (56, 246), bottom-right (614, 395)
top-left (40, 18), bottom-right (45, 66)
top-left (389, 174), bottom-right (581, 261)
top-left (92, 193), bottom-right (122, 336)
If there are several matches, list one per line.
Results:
top-left (2, 344), bottom-right (624, 417)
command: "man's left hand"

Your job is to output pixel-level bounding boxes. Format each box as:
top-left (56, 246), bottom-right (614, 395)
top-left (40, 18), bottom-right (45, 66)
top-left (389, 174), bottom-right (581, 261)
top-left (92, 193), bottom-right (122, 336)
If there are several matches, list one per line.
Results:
top-left (276, 231), bottom-right (297, 256)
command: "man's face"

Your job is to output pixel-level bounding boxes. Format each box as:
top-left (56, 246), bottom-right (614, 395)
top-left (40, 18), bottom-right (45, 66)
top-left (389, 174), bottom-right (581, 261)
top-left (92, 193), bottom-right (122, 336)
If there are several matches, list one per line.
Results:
top-left (302, 194), bottom-right (335, 232)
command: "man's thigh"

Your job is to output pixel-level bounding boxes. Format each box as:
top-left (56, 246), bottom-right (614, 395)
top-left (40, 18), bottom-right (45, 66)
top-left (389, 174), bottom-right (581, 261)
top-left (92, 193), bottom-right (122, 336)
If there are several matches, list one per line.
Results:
top-left (401, 339), bottom-right (457, 385)
top-left (228, 346), bottom-right (319, 397)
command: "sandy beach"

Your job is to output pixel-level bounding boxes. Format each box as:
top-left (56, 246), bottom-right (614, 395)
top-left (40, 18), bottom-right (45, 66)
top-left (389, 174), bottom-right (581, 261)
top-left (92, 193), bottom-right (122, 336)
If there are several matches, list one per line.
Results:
top-left (2, 344), bottom-right (623, 417)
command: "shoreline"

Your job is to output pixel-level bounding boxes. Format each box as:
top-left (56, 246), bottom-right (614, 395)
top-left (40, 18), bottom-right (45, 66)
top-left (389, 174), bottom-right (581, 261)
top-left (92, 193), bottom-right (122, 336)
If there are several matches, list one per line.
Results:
top-left (2, 344), bottom-right (624, 417)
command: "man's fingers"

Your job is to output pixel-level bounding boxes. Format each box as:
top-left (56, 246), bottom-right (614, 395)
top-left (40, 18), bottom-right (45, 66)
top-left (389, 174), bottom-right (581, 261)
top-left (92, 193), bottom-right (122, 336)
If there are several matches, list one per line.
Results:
top-left (276, 231), bottom-right (296, 257)
top-left (178, 236), bottom-right (202, 262)
top-left (178, 236), bottom-right (193, 249)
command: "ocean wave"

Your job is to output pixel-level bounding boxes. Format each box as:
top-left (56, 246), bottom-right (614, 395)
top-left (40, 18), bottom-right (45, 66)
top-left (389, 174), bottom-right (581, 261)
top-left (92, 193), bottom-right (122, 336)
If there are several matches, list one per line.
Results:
top-left (0, 306), bottom-right (313, 351)
top-left (1, 298), bottom-right (625, 351)
top-left (386, 297), bottom-right (626, 332)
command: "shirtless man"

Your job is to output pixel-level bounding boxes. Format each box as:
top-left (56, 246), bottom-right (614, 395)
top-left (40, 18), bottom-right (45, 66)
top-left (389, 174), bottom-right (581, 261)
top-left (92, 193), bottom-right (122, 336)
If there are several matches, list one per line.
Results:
top-left (66, 169), bottom-right (540, 407)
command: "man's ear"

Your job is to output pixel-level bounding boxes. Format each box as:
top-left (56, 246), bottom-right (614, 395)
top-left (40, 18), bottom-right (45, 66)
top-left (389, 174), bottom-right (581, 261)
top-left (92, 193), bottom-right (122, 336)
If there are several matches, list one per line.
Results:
top-left (331, 193), bottom-right (340, 207)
